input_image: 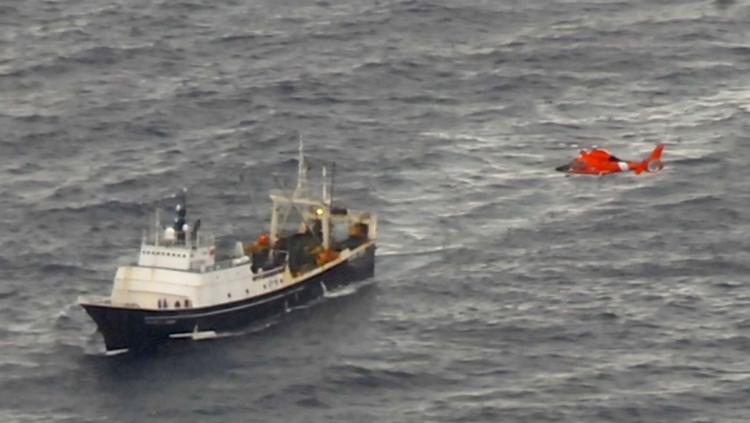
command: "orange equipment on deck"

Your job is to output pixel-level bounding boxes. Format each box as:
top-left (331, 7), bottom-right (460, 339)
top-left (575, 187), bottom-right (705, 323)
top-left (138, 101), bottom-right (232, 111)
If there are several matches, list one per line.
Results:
top-left (316, 249), bottom-right (340, 266)
top-left (244, 233), bottom-right (271, 255)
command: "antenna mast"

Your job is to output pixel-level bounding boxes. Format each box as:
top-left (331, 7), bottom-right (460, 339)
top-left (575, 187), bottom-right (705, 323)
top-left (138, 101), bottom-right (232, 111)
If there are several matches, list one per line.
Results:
top-left (154, 208), bottom-right (160, 246)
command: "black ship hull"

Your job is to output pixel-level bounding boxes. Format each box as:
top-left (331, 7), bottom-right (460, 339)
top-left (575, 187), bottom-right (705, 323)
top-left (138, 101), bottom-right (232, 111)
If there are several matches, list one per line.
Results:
top-left (81, 244), bottom-right (375, 352)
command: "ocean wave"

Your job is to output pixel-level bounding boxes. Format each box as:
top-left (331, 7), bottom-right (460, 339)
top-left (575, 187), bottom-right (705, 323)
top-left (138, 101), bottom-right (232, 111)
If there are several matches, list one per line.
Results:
top-left (37, 199), bottom-right (152, 216)
top-left (5, 43), bottom-right (183, 79)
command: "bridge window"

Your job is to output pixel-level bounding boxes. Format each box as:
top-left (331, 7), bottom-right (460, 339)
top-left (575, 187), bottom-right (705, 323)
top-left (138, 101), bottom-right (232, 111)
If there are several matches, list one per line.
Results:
top-left (175, 300), bottom-right (181, 308)
top-left (185, 299), bottom-right (191, 308)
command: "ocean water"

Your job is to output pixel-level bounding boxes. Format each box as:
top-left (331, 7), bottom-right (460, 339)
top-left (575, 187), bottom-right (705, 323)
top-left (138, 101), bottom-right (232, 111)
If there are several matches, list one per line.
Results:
top-left (2, 0), bottom-right (750, 421)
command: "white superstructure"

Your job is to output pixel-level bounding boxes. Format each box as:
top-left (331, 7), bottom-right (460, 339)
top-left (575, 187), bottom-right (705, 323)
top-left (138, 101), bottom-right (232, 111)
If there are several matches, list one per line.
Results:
top-left (102, 192), bottom-right (287, 311)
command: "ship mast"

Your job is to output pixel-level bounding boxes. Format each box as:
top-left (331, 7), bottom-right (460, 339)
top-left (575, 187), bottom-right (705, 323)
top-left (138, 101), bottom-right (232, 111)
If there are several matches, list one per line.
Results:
top-left (294, 135), bottom-right (306, 197)
top-left (329, 162), bottom-right (335, 209)
top-left (321, 165), bottom-right (331, 250)
top-left (270, 136), bottom-right (306, 246)
top-left (322, 166), bottom-right (328, 204)
top-left (269, 136), bottom-right (335, 250)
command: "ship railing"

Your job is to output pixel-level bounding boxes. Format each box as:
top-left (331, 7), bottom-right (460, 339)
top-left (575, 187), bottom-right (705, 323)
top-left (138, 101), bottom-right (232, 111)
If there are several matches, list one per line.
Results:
top-left (142, 228), bottom-right (216, 249)
top-left (194, 256), bottom-right (248, 273)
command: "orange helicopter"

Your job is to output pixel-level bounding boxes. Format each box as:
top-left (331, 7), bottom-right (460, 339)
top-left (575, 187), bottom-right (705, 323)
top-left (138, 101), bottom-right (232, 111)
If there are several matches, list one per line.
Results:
top-left (556, 144), bottom-right (665, 175)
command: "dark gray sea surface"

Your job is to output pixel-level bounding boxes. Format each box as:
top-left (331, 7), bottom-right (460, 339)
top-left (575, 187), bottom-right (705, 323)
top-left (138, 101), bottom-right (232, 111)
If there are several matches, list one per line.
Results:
top-left (2, 0), bottom-right (750, 421)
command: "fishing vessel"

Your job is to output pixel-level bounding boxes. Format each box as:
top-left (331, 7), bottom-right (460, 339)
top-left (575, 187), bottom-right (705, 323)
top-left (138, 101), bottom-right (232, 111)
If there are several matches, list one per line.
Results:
top-left (79, 141), bottom-right (377, 352)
